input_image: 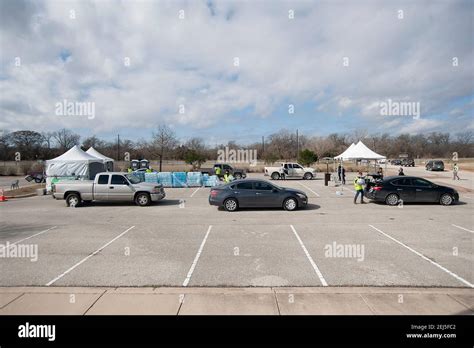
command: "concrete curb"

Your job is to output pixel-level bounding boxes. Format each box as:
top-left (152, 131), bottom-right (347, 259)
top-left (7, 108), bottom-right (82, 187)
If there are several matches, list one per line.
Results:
top-left (0, 287), bottom-right (472, 315)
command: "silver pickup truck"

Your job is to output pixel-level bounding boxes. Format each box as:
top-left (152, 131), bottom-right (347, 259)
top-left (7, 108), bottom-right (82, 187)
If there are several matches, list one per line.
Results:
top-left (52, 172), bottom-right (165, 207)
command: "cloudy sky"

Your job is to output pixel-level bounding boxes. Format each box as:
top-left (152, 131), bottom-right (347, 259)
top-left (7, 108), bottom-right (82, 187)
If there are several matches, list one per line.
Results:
top-left (0, 0), bottom-right (473, 144)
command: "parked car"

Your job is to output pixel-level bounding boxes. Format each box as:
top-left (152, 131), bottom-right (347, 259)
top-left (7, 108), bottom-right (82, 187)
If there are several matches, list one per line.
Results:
top-left (209, 179), bottom-right (308, 211)
top-left (425, 160), bottom-right (444, 171)
top-left (390, 159), bottom-right (402, 165)
top-left (25, 172), bottom-right (45, 183)
top-left (364, 176), bottom-right (458, 206)
top-left (264, 162), bottom-right (316, 180)
top-left (200, 163), bottom-right (247, 179)
top-left (401, 158), bottom-right (415, 167)
top-left (52, 172), bottom-right (165, 207)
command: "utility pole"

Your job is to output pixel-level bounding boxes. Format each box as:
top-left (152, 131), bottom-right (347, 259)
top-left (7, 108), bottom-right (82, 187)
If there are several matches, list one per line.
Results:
top-left (117, 134), bottom-right (120, 161)
top-left (262, 136), bottom-right (265, 156)
top-left (296, 129), bottom-right (299, 159)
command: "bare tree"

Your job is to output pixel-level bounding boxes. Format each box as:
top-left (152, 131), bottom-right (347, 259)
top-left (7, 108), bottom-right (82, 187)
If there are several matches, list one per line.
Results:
top-left (82, 135), bottom-right (106, 150)
top-left (53, 129), bottom-right (80, 151)
top-left (151, 125), bottom-right (179, 171)
top-left (10, 130), bottom-right (43, 159)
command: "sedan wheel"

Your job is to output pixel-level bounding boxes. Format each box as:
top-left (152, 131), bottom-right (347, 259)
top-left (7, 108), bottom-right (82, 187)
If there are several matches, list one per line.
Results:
top-left (135, 193), bottom-right (150, 206)
top-left (303, 172), bottom-right (313, 180)
top-left (224, 198), bottom-right (238, 212)
top-left (440, 193), bottom-right (453, 206)
top-left (385, 193), bottom-right (399, 206)
top-left (283, 197), bottom-right (297, 211)
top-left (271, 172), bottom-right (280, 180)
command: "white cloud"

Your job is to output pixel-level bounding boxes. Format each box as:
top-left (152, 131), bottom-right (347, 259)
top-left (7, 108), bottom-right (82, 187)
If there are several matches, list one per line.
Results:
top-left (0, 0), bottom-right (472, 136)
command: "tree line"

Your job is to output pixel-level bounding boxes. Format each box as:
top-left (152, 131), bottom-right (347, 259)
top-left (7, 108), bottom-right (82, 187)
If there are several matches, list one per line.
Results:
top-left (1, 127), bottom-right (473, 167)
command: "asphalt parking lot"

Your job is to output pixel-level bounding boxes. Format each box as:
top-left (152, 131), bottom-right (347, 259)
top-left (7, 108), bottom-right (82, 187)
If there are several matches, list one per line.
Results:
top-left (1, 173), bottom-right (473, 288)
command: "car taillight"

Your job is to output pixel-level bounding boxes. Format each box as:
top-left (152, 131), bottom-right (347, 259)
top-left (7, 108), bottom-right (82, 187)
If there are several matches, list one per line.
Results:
top-left (373, 186), bottom-right (382, 191)
top-left (210, 190), bottom-right (219, 197)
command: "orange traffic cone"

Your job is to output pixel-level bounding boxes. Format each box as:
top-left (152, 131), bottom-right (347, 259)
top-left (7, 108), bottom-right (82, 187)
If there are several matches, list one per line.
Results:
top-left (0, 189), bottom-right (7, 202)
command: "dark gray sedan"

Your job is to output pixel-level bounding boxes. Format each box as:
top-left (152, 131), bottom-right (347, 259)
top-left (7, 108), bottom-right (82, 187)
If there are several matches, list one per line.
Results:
top-left (208, 179), bottom-right (308, 211)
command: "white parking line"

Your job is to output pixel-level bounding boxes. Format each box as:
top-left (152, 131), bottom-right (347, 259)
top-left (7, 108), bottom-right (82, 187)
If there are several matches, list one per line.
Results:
top-left (297, 182), bottom-right (320, 197)
top-left (0, 226), bottom-right (57, 250)
top-left (290, 225), bottom-right (328, 286)
top-left (190, 187), bottom-right (201, 197)
top-left (182, 225), bottom-right (212, 287)
top-left (369, 225), bottom-right (473, 288)
top-left (451, 224), bottom-right (474, 234)
top-left (45, 225), bottom-right (135, 286)
top-left (335, 186), bottom-right (355, 194)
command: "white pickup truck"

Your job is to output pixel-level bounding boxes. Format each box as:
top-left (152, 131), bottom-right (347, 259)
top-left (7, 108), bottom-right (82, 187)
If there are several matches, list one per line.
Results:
top-left (52, 172), bottom-right (165, 207)
top-left (264, 163), bottom-right (317, 180)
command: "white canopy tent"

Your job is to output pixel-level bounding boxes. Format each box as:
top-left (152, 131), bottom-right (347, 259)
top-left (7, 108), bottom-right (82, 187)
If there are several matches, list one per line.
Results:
top-left (333, 141), bottom-right (386, 176)
top-left (45, 145), bottom-right (105, 180)
top-left (334, 143), bottom-right (355, 160)
top-left (86, 147), bottom-right (114, 171)
top-left (337, 141), bottom-right (386, 161)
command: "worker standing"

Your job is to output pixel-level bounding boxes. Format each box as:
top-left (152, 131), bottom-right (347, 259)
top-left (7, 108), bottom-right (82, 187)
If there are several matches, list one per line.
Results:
top-left (223, 170), bottom-right (232, 183)
top-left (453, 163), bottom-right (460, 180)
top-left (377, 167), bottom-right (384, 179)
top-left (353, 171), bottom-right (365, 204)
top-left (215, 166), bottom-right (222, 178)
top-left (398, 167), bottom-right (405, 176)
top-left (341, 166), bottom-right (346, 185)
top-left (337, 165), bottom-right (342, 182)
top-left (127, 167), bottom-right (133, 173)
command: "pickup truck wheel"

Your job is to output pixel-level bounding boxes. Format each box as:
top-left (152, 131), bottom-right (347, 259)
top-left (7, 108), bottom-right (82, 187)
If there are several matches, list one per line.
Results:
top-left (66, 193), bottom-right (81, 208)
top-left (271, 172), bottom-right (280, 180)
top-left (283, 197), bottom-right (298, 211)
top-left (135, 193), bottom-right (151, 207)
top-left (303, 172), bottom-right (313, 180)
top-left (224, 198), bottom-right (238, 212)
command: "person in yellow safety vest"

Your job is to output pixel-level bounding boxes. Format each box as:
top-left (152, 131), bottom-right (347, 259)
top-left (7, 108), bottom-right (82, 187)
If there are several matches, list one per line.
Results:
top-left (353, 171), bottom-right (366, 204)
top-left (215, 166), bottom-right (222, 177)
top-left (223, 170), bottom-right (231, 183)
top-left (127, 167), bottom-right (133, 173)
top-left (145, 167), bottom-right (152, 173)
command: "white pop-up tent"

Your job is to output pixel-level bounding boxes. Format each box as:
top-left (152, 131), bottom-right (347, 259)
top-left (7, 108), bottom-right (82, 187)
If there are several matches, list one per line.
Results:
top-left (46, 145), bottom-right (106, 180)
top-left (333, 141), bottom-right (386, 175)
top-left (336, 141), bottom-right (386, 161)
top-left (86, 147), bottom-right (114, 171)
top-left (334, 143), bottom-right (355, 160)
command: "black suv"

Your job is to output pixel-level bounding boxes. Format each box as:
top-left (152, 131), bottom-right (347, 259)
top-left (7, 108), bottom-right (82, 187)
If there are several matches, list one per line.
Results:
top-left (390, 159), bottom-right (402, 165)
top-left (425, 160), bottom-right (444, 171)
top-left (402, 158), bottom-right (415, 167)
